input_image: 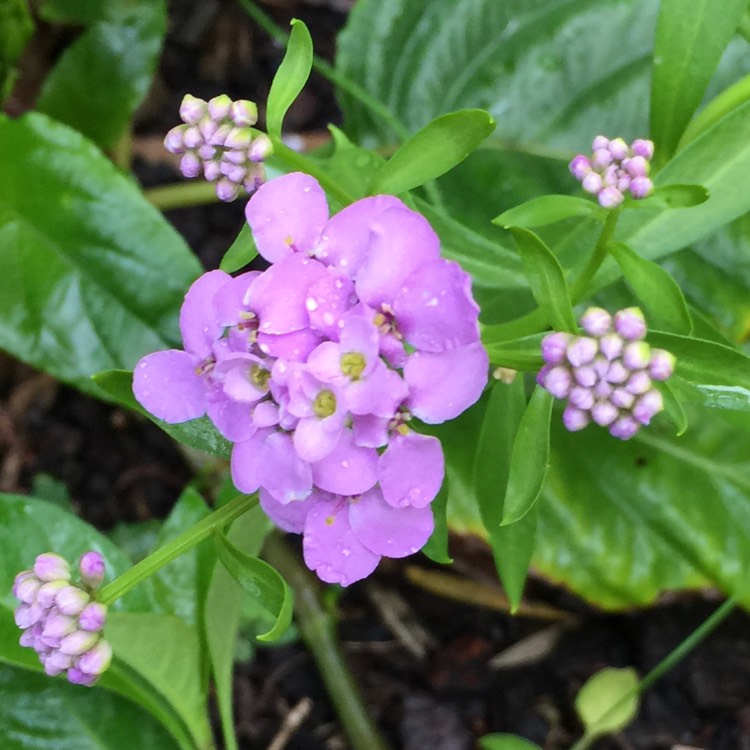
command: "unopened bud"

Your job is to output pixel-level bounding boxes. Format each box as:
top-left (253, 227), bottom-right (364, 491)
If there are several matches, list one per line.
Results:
top-left (230, 99), bottom-right (258, 126)
top-left (608, 137), bottom-right (629, 161)
top-left (56, 586), bottom-right (90, 617)
top-left (563, 405), bottom-right (590, 431)
top-left (59, 630), bottom-right (99, 656)
top-left (569, 154), bottom-right (592, 179)
top-left (207, 94), bottom-right (233, 120)
top-left (78, 602), bottom-right (107, 632)
top-left (629, 176), bottom-right (653, 199)
top-left (631, 138), bottom-right (654, 160)
top-left (78, 552), bottom-right (106, 589)
top-left (179, 94), bottom-right (206, 125)
top-left (614, 307), bottom-right (646, 340)
top-left (34, 554), bottom-right (70, 583)
top-left (580, 307), bottom-right (612, 336)
top-left (609, 415), bottom-right (640, 440)
top-left (215, 178), bottom-right (241, 202)
top-left (248, 134), bottom-right (273, 162)
top-left (649, 349), bottom-right (676, 380)
top-left (598, 187), bottom-right (624, 208)
top-left (77, 639), bottom-right (113, 676)
top-left (164, 125), bottom-right (186, 154)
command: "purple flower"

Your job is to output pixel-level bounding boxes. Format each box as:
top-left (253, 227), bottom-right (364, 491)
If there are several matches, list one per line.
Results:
top-left (538, 307), bottom-right (674, 440)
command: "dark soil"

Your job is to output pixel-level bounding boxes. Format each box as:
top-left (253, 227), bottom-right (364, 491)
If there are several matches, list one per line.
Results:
top-left (4, 2), bottom-right (750, 749)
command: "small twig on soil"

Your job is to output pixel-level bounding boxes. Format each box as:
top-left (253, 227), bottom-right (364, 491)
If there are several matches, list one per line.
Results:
top-left (266, 697), bottom-right (313, 750)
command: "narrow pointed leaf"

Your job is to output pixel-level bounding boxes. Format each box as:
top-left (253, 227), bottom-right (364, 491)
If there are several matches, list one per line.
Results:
top-left (266, 19), bottom-right (313, 139)
top-left (502, 387), bottom-right (554, 525)
top-left (220, 223), bottom-right (258, 272)
top-left (651, 0), bottom-right (747, 163)
top-left (484, 334), bottom-right (545, 371)
top-left (609, 242), bottom-right (692, 334)
top-left (368, 109), bottom-right (495, 196)
top-left (509, 227), bottom-right (577, 333)
top-left (493, 195), bottom-right (603, 229)
top-left (655, 380), bottom-right (688, 436)
top-left (214, 532), bottom-right (293, 642)
top-left (421, 480), bottom-right (452, 564)
top-left (628, 184), bottom-right (709, 210)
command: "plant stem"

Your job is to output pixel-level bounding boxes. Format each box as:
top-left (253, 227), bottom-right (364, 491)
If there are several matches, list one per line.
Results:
top-left (98, 493), bottom-right (258, 605)
top-left (262, 533), bottom-right (391, 750)
top-left (569, 595), bottom-right (739, 750)
top-left (145, 181), bottom-right (220, 211)
top-left (569, 207), bottom-right (620, 303)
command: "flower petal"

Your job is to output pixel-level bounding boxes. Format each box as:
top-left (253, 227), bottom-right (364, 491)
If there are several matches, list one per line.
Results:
top-left (349, 488), bottom-right (434, 558)
top-left (245, 172), bottom-right (328, 262)
top-left (258, 432), bottom-right (313, 503)
top-left (133, 350), bottom-right (207, 423)
top-left (354, 206), bottom-right (440, 308)
top-left (303, 496), bottom-right (380, 586)
top-left (260, 487), bottom-right (317, 533)
top-left (394, 259), bottom-right (480, 352)
top-left (180, 270), bottom-right (232, 358)
top-left (404, 343), bottom-right (489, 423)
top-left (378, 432), bottom-right (444, 508)
top-left (312, 430), bottom-right (378, 496)
top-left (206, 395), bottom-right (256, 442)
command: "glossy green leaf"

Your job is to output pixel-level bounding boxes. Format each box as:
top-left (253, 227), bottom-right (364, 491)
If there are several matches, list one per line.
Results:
top-left (575, 667), bottom-right (639, 737)
top-left (510, 227), bottom-right (577, 334)
top-left (629, 184), bottom-right (709, 210)
top-left (609, 242), bottom-right (692, 334)
top-left (479, 734), bottom-right (542, 750)
top-left (105, 613), bottom-right (211, 749)
top-left (0, 0), bottom-right (33, 104)
top-left (655, 380), bottom-right (688, 435)
top-left (493, 196), bottom-right (603, 229)
top-left (220, 223), bottom-right (258, 273)
top-left (0, 113), bottom-right (200, 396)
top-left (324, 125), bottom-right (386, 201)
top-left (93, 370), bottom-right (232, 458)
top-left (205, 505), bottom-right (271, 750)
top-left (483, 334), bottom-right (545, 370)
top-left (368, 109), bottom-right (495, 196)
top-left (266, 19), bottom-right (313, 139)
top-left (214, 531), bottom-right (293, 642)
top-left (473, 379), bottom-right (534, 606)
top-left (502, 387), bottom-right (553, 525)
top-left (648, 331), bottom-right (750, 389)
top-left (0, 664), bottom-right (178, 750)
top-left (421, 480), bottom-right (452, 564)
top-left (36, 2), bottom-right (167, 150)
top-left (650, 0), bottom-right (747, 164)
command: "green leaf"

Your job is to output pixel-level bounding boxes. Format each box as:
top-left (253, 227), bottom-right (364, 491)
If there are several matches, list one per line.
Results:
top-left (629, 184), bottom-right (709, 210)
top-left (324, 125), bottom-right (386, 201)
top-left (220, 222), bottom-right (258, 273)
top-left (93, 370), bottom-right (232, 458)
top-left (205, 506), bottom-right (271, 750)
top-left (479, 734), bottom-right (542, 750)
top-left (509, 227), bottom-right (577, 334)
top-left (493, 196), bottom-right (603, 229)
top-left (0, 0), bottom-right (33, 104)
top-left (647, 331), bottom-right (750, 390)
top-left (575, 667), bottom-right (639, 738)
top-left (609, 242), bottom-right (692, 334)
top-left (650, 0), bottom-right (748, 164)
top-left (655, 380), bottom-right (688, 436)
top-left (0, 113), bottom-right (201, 396)
top-left (483, 334), bottom-right (545, 370)
top-left (502, 387), bottom-right (553, 525)
top-left (368, 109), bottom-right (495, 195)
top-left (105, 613), bottom-right (212, 749)
top-left (0, 664), bottom-right (178, 750)
top-left (266, 19), bottom-right (313, 139)
top-left (421, 479), bottom-right (452, 564)
top-left (214, 532), bottom-right (293, 642)
top-left (36, 2), bottom-right (167, 150)
top-left (39, 0), bottom-right (120, 24)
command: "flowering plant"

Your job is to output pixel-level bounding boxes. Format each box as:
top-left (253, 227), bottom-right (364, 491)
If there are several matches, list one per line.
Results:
top-left (1, 1), bottom-right (750, 749)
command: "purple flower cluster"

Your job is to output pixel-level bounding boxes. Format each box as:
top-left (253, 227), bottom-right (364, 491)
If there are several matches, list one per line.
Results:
top-left (134, 173), bottom-right (488, 585)
top-left (164, 94), bottom-right (273, 202)
top-left (13, 552), bottom-right (111, 686)
top-left (569, 136), bottom-right (655, 208)
top-left (537, 307), bottom-right (675, 440)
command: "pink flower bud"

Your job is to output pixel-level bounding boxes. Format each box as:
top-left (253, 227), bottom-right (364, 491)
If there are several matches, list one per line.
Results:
top-left (598, 187), bottom-right (624, 208)
top-left (198, 116), bottom-right (219, 142)
top-left (14, 603), bottom-right (44, 629)
top-left (574, 365), bottom-right (597, 388)
top-left (609, 415), bottom-right (640, 440)
top-left (593, 380), bottom-right (613, 399)
top-left (580, 307), bottom-right (612, 336)
top-left (541, 332), bottom-right (572, 364)
top-left (599, 333), bottom-right (623, 360)
top-left (197, 144), bottom-right (216, 161)
top-left (614, 307), bottom-right (646, 340)
top-left (631, 138), bottom-right (654, 160)
top-left (566, 337), bottom-right (598, 367)
top-left (249, 134), bottom-right (273, 162)
top-left (216, 178), bottom-right (241, 202)
top-left (37, 580), bottom-right (68, 608)
top-left (34, 554), bottom-right (70, 583)
top-left (582, 172), bottom-right (603, 195)
top-left (180, 153), bottom-right (202, 179)
top-left (569, 154), bottom-right (592, 179)
top-left (42, 614), bottom-right (77, 639)
top-left (67, 667), bottom-right (99, 686)
top-left (78, 602), bottom-right (107, 632)
top-left (179, 94), bottom-right (206, 125)
top-left (14, 575), bottom-right (41, 604)
top-left (203, 160), bottom-right (222, 182)
top-left (610, 388), bottom-right (635, 410)
top-left (592, 148), bottom-right (612, 170)
top-left (608, 137), bottom-right (629, 161)
top-left (649, 349), bottom-right (675, 380)
top-left (208, 123), bottom-right (232, 147)
top-left (77, 639), bottom-right (113, 676)
top-left (626, 370), bottom-right (652, 395)
top-left (569, 386), bottom-right (594, 410)
top-left (622, 341), bottom-right (651, 370)
top-left (563, 405), bottom-right (590, 431)
top-left (231, 99), bottom-right (258, 127)
top-left (592, 135), bottom-right (610, 151)
top-left (591, 401), bottom-right (618, 426)
top-left (163, 125), bottom-right (186, 154)
top-left (59, 630), bottom-right (99, 656)
top-left (182, 126), bottom-right (202, 149)
top-left (617, 175), bottom-right (631, 192)
top-left (629, 176), bottom-right (653, 199)
top-left (46, 651), bottom-right (74, 672)
top-left (56, 586), bottom-right (90, 616)
top-left (207, 94), bottom-right (233, 121)
top-left (541, 365), bottom-right (573, 399)
top-left (224, 126), bottom-right (253, 151)
top-left (606, 361), bottom-right (630, 384)
top-left (633, 389), bottom-right (664, 424)
top-left (78, 552), bottom-right (106, 589)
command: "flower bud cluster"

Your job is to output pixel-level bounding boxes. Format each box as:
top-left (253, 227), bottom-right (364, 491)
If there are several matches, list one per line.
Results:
top-left (13, 552), bottom-right (111, 686)
top-left (537, 307), bottom-right (675, 440)
top-left (164, 93), bottom-right (273, 202)
top-left (134, 173), bottom-right (489, 586)
top-left (569, 136), bottom-right (655, 208)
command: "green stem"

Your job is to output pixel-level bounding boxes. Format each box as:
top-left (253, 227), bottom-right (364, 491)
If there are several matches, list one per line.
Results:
top-left (569, 595), bottom-right (739, 750)
top-left (270, 138), bottom-right (356, 206)
top-left (237, 0), bottom-right (410, 142)
top-left (98, 494), bottom-right (258, 605)
top-left (569, 207), bottom-right (620, 303)
top-left (145, 181), bottom-right (221, 211)
top-left (262, 533), bottom-right (391, 750)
